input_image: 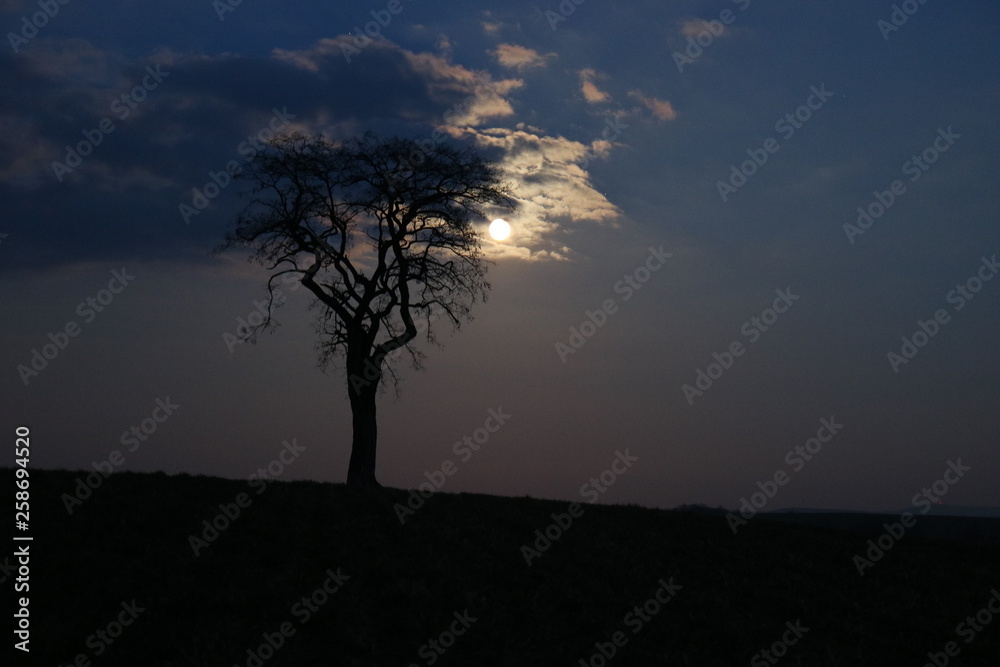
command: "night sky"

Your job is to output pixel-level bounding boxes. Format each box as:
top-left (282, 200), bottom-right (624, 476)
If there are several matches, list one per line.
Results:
top-left (2, 0), bottom-right (998, 514)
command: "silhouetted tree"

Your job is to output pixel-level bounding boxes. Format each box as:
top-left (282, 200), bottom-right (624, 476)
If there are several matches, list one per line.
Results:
top-left (219, 132), bottom-right (514, 487)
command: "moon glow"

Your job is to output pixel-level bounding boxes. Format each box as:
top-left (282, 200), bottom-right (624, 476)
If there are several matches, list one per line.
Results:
top-left (489, 218), bottom-right (511, 241)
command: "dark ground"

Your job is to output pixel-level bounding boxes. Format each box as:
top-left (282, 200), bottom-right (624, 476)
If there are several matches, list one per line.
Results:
top-left (8, 468), bottom-right (1000, 665)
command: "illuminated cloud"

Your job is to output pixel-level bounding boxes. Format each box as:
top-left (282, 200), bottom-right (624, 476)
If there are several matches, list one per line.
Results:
top-left (270, 37), bottom-right (616, 260)
top-left (272, 36), bottom-right (347, 72)
top-left (491, 43), bottom-right (553, 72)
top-left (453, 125), bottom-right (621, 260)
top-left (629, 90), bottom-right (678, 121)
top-left (0, 30), bottom-right (623, 266)
top-left (578, 68), bottom-right (611, 104)
top-left (404, 52), bottom-right (523, 126)
top-left (273, 37), bottom-right (524, 127)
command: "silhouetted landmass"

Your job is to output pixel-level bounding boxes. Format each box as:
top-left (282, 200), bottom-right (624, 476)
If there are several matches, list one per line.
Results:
top-left (763, 509), bottom-right (1000, 543)
top-left (14, 468), bottom-right (1000, 665)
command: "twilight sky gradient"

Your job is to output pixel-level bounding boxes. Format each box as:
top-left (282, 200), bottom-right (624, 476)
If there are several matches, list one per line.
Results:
top-left (2, 0), bottom-right (998, 513)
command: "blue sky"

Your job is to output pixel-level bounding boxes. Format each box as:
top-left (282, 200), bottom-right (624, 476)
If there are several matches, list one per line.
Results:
top-left (2, 0), bottom-right (998, 512)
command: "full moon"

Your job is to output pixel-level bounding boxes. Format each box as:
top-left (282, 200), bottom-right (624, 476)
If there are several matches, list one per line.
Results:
top-left (489, 218), bottom-right (511, 241)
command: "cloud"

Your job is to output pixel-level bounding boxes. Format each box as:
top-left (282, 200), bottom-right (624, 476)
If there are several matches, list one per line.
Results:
top-left (629, 90), bottom-right (678, 121)
top-left (452, 125), bottom-right (621, 260)
top-left (275, 38), bottom-right (620, 259)
top-left (402, 51), bottom-right (523, 127)
top-left (679, 18), bottom-right (731, 38)
top-left (0, 114), bottom-right (59, 189)
top-left (271, 38), bottom-right (621, 262)
top-left (481, 21), bottom-right (503, 35)
top-left (275, 36), bottom-right (523, 126)
top-left (490, 43), bottom-right (553, 72)
top-left (271, 36), bottom-right (363, 72)
top-left (581, 81), bottom-right (609, 104)
top-left (0, 31), bottom-right (621, 273)
top-left (578, 68), bottom-right (611, 104)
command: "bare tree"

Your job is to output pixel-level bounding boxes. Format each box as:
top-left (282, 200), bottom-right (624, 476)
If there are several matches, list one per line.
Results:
top-left (218, 132), bottom-right (515, 487)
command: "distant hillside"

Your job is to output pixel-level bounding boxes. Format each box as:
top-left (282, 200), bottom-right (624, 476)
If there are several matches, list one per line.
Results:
top-left (763, 508), bottom-right (1000, 542)
top-left (772, 505), bottom-right (1000, 518)
top-left (12, 468), bottom-right (1000, 665)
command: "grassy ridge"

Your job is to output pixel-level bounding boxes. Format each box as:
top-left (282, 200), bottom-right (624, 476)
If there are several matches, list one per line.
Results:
top-left (12, 468), bottom-right (1000, 665)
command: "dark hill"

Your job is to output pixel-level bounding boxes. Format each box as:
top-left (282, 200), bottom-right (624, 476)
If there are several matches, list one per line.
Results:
top-left (11, 468), bottom-right (1000, 665)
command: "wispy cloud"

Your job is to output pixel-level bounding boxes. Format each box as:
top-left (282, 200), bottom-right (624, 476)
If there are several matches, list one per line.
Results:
top-left (679, 18), bottom-right (731, 38)
top-left (491, 43), bottom-right (554, 72)
top-left (629, 90), bottom-right (678, 121)
top-left (578, 68), bottom-right (611, 104)
top-left (436, 34), bottom-right (453, 55)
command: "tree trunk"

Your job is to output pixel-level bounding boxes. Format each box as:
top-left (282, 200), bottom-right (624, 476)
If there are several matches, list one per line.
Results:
top-left (346, 357), bottom-right (381, 488)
